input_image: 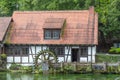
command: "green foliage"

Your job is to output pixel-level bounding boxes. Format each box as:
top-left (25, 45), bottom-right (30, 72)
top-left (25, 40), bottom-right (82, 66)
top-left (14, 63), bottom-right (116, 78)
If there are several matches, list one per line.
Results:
top-left (109, 47), bottom-right (120, 54)
top-left (64, 63), bottom-right (74, 72)
top-left (0, 53), bottom-right (7, 59)
top-left (77, 65), bottom-right (91, 73)
top-left (96, 54), bottom-right (120, 63)
top-left (116, 48), bottom-right (120, 54)
top-left (9, 63), bottom-right (22, 70)
top-left (20, 66), bottom-right (33, 72)
top-left (9, 63), bottom-right (33, 73)
top-left (107, 66), bottom-right (119, 73)
top-left (0, 53), bottom-right (7, 69)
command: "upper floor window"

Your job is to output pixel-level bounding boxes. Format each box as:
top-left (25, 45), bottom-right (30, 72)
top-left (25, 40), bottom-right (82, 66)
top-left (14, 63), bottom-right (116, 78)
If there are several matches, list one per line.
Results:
top-left (44, 29), bottom-right (61, 40)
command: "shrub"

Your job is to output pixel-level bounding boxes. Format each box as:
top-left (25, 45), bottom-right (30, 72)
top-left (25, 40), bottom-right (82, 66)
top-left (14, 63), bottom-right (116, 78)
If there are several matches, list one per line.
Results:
top-left (115, 48), bottom-right (120, 54)
top-left (0, 53), bottom-right (7, 59)
top-left (109, 47), bottom-right (120, 54)
top-left (20, 66), bottom-right (33, 72)
top-left (109, 47), bottom-right (116, 54)
top-left (10, 63), bottom-right (22, 70)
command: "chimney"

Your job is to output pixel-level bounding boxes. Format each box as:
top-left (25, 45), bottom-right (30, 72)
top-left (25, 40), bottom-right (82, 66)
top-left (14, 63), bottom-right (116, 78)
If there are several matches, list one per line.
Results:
top-left (89, 6), bottom-right (95, 14)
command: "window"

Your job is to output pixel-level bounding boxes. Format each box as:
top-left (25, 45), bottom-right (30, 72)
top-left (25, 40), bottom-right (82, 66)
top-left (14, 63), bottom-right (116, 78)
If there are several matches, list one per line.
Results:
top-left (44, 29), bottom-right (61, 39)
top-left (22, 48), bottom-right (29, 55)
top-left (80, 47), bottom-right (88, 57)
top-left (44, 30), bottom-right (51, 39)
top-left (49, 46), bottom-right (64, 56)
top-left (5, 46), bottom-right (29, 56)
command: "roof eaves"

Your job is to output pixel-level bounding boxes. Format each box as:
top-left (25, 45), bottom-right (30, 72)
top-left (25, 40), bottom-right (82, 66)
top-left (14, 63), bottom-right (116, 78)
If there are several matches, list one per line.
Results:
top-left (2, 17), bottom-right (11, 43)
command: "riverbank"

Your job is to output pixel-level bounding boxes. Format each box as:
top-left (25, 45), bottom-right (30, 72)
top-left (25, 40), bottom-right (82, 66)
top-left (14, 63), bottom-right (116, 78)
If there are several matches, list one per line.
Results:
top-left (0, 72), bottom-right (120, 80)
top-left (1, 62), bottom-right (120, 74)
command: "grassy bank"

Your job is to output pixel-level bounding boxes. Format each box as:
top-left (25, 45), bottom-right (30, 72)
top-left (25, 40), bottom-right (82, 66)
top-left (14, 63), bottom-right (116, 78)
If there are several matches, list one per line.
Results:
top-left (96, 53), bottom-right (120, 63)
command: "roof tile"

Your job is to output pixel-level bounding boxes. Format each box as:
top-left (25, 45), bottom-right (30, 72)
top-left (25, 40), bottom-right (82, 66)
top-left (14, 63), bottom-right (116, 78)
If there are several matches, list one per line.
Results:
top-left (0, 17), bottom-right (11, 42)
top-left (9, 7), bottom-right (98, 45)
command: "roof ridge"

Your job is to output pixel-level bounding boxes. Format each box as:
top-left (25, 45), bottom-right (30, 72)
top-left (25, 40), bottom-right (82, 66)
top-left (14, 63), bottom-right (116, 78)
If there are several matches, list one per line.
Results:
top-left (13, 10), bottom-right (89, 14)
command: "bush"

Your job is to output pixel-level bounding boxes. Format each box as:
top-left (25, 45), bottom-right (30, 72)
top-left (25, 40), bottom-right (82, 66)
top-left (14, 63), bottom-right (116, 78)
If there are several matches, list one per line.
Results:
top-left (0, 53), bottom-right (7, 59)
top-left (20, 66), bottom-right (33, 72)
top-left (10, 63), bottom-right (22, 70)
top-left (109, 47), bottom-right (116, 54)
top-left (109, 47), bottom-right (120, 54)
top-left (115, 48), bottom-right (120, 54)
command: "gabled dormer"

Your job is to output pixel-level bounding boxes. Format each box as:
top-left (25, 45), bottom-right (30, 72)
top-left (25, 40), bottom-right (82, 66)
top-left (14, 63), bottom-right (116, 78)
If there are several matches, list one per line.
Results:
top-left (43, 18), bottom-right (66, 40)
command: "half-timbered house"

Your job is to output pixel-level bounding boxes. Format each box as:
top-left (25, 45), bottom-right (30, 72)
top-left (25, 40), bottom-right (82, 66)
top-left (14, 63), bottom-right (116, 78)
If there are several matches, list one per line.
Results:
top-left (0, 7), bottom-right (98, 68)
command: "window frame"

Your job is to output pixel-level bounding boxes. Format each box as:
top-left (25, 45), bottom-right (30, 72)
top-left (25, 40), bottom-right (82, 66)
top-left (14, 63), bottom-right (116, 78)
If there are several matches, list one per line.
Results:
top-left (80, 47), bottom-right (88, 57)
top-left (49, 46), bottom-right (65, 56)
top-left (5, 46), bottom-right (29, 56)
top-left (44, 29), bottom-right (61, 40)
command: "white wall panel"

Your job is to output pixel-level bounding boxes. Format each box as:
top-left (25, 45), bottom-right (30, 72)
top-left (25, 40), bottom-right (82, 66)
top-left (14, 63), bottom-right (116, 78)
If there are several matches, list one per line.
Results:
top-left (7, 57), bottom-right (13, 62)
top-left (15, 57), bottom-right (20, 62)
top-left (22, 57), bottom-right (28, 63)
top-left (58, 57), bottom-right (64, 62)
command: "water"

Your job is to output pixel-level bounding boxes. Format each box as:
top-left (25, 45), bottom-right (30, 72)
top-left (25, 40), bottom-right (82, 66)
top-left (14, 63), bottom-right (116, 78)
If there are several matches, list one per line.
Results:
top-left (0, 72), bottom-right (120, 80)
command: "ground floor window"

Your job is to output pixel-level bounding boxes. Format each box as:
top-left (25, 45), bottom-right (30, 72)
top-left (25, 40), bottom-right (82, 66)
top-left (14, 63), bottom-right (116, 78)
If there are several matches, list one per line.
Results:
top-left (49, 46), bottom-right (65, 56)
top-left (5, 45), bottom-right (29, 56)
top-left (80, 47), bottom-right (88, 57)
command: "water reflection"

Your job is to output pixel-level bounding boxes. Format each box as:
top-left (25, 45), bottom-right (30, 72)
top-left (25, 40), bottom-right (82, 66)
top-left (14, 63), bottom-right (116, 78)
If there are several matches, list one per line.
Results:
top-left (2, 73), bottom-right (120, 80)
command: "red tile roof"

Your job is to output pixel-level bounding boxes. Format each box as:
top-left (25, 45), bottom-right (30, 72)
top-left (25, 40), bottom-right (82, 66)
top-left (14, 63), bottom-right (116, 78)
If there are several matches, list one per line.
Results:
top-left (43, 18), bottom-right (65, 29)
top-left (9, 6), bottom-right (98, 45)
top-left (0, 17), bottom-right (11, 42)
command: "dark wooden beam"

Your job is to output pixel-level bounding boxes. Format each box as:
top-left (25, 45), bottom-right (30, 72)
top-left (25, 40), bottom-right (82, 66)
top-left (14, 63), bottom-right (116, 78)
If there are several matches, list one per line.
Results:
top-left (66, 46), bottom-right (70, 62)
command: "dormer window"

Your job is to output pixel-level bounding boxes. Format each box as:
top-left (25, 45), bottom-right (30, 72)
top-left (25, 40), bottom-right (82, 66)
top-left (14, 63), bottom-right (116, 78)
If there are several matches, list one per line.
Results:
top-left (43, 18), bottom-right (66, 40)
top-left (44, 29), bottom-right (61, 39)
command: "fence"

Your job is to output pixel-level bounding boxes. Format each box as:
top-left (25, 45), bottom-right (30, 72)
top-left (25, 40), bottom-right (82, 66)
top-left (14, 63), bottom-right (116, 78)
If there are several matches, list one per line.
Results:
top-left (52, 62), bottom-right (120, 73)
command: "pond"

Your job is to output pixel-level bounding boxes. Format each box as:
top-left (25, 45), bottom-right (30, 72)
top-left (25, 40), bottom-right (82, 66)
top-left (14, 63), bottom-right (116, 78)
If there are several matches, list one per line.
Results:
top-left (0, 72), bottom-right (120, 80)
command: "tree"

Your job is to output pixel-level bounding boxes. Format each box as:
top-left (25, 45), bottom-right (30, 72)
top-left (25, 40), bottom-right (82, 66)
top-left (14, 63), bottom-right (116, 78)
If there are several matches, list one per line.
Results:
top-left (0, 0), bottom-right (18, 16)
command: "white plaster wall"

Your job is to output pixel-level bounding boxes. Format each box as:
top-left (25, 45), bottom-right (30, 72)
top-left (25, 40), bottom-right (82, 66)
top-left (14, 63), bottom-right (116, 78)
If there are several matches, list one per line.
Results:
top-left (22, 57), bottom-right (28, 63)
top-left (88, 46), bottom-right (96, 56)
top-left (88, 56), bottom-right (95, 63)
top-left (87, 46), bottom-right (96, 63)
top-left (7, 57), bottom-right (13, 62)
top-left (65, 46), bottom-right (71, 62)
top-left (29, 46), bottom-right (35, 54)
top-left (29, 55), bottom-right (34, 63)
top-left (36, 46), bottom-right (41, 53)
top-left (14, 57), bottom-right (21, 62)
top-left (65, 46), bottom-right (71, 55)
top-left (58, 57), bottom-right (64, 62)
top-left (21, 64), bottom-right (33, 66)
top-left (80, 57), bottom-right (87, 63)
top-left (65, 56), bottom-right (71, 62)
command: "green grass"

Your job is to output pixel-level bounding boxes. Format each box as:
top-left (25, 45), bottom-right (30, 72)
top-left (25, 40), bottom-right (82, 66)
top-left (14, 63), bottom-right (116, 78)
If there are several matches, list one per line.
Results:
top-left (96, 53), bottom-right (120, 63)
